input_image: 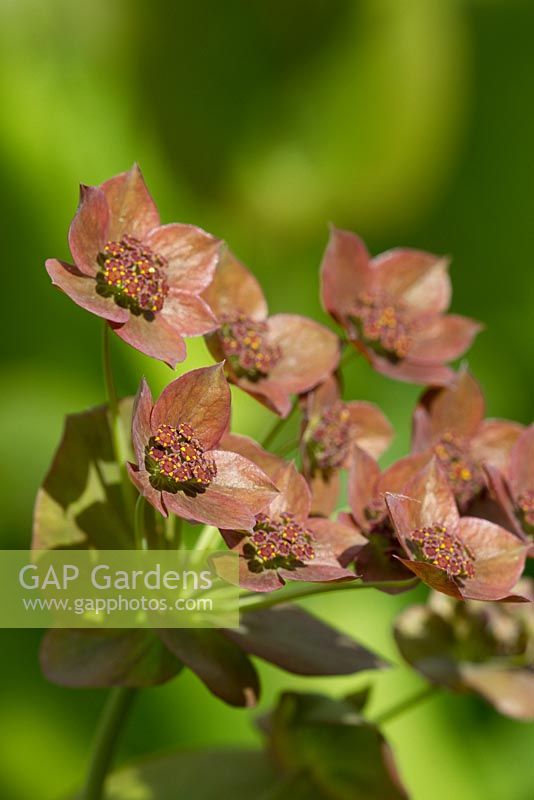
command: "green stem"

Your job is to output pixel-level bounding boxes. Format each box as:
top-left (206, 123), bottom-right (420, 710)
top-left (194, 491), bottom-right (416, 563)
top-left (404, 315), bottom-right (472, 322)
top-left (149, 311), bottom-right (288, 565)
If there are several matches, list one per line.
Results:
top-left (102, 323), bottom-right (134, 519)
top-left (134, 494), bottom-right (146, 550)
top-left (260, 399), bottom-right (297, 450)
top-left (165, 514), bottom-right (182, 549)
top-left (371, 685), bottom-right (438, 726)
top-left (339, 341), bottom-right (359, 370)
top-left (274, 437), bottom-right (299, 457)
top-left (82, 687), bottom-right (136, 800)
top-left (193, 524), bottom-right (219, 552)
top-left (239, 577), bottom-right (417, 613)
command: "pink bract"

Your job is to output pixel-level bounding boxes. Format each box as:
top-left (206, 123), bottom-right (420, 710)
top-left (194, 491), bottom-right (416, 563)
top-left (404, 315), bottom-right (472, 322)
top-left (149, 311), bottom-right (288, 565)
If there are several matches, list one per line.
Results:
top-left (320, 227), bottom-right (482, 385)
top-left (128, 364), bottom-right (278, 530)
top-left (203, 249), bottom-right (340, 417)
top-left (46, 165), bottom-right (221, 367)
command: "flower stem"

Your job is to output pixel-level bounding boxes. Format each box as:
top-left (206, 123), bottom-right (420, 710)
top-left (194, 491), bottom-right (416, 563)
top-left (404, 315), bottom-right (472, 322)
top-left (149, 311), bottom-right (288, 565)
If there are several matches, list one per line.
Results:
top-left (134, 494), bottom-right (146, 550)
top-left (339, 341), bottom-right (359, 370)
top-left (239, 577), bottom-right (418, 613)
top-left (371, 685), bottom-right (438, 726)
top-left (101, 322), bottom-right (134, 518)
top-left (82, 687), bottom-right (136, 800)
top-left (165, 514), bottom-right (182, 549)
top-left (193, 524), bottom-right (219, 552)
top-left (260, 399), bottom-right (298, 450)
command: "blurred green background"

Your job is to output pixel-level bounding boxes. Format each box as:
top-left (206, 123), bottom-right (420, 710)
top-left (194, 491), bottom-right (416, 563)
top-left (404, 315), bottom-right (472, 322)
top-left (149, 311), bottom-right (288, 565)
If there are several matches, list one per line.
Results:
top-left (1, 0), bottom-right (533, 798)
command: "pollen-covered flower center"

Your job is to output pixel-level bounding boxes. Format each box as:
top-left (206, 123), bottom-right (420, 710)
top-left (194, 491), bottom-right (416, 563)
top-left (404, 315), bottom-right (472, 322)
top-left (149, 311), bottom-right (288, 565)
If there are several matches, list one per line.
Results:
top-left (219, 316), bottom-right (281, 381)
top-left (245, 512), bottom-right (315, 570)
top-left (349, 291), bottom-right (414, 361)
top-left (97, 235), bottom-right (168, 318)
top-left (308, 402), bottom-right (351, 471)
top-left (407, 523), bottom-right (475, 579)
top-left (433, 433), bottom-right (484, 510)
top-left (517, 489), bottom-right (534, 533)
top-left (145, 423), bottom-right (217, 497)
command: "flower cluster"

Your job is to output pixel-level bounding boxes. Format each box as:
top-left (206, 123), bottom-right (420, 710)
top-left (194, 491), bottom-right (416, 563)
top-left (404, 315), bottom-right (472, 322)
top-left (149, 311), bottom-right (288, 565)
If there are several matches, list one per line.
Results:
top-left (39, 167), bottom-right (532, 728)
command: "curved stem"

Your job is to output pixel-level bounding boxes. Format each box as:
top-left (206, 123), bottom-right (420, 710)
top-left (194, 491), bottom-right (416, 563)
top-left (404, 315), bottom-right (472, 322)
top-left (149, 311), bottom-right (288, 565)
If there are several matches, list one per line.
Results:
top-left (371, 685), bottom-right (438, 726)
top-left (274, 437), bottom-right (299, 457)
top-left (239, 577), bottom-right (418, 613)
top-left (339, 341), bottom-right (359, 370)
top-left (165, 514), bottom-right (182, 549)
top-left (261, 399), bottom-right (298, 450)
top-left (101, 322), bottom-right (119, 418)
top-left (82, 687), bottom-right (136, 800)
top-left (193, 524), bottom-right (220, 552)
top-left (102, 322), bottom-right (134, 519)
top-left (134, 494), bottom-right (146, 550)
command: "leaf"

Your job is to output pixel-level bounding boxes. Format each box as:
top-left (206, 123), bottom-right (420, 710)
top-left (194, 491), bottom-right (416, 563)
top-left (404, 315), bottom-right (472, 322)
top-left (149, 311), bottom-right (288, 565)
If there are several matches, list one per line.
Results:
top-left (393, 604), bottom-right (462, 689)
top-left (72, 692), bottom-right (409, 799)
top-left (158, 628), bottom-right (260, 707)
top-left (75, 750), bottom-right (279, 800)
top-left (33, 400), bottom-right (134, 550)
top-left (41, 628), bottom-right (181, 687)
top-left (267, 692), bottom-right (409, 800)
top-left (223, 605), bottom-right (388, 675)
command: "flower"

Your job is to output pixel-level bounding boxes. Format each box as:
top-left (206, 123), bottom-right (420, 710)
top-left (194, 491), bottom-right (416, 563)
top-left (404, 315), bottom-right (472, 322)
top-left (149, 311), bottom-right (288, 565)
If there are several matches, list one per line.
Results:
top-left (218, 433), bottom-right (355, 591)
top-left (485, 424), bottom-right (534, 549)
top-left (394, 583), bottom-right (534, 720)
top-left (128, 364), bottom-right (278, 529)
top-left (300, 374), bottom-right (393, 515)
top-left (385, 459), bottom-right (528, 601)
top-left (203, 249), bottom-right (340, 416)
top-left (46, 165), bottom-right (221, 367)
top-left (409, 367), bottom-right (525, 512)
top-left (334, 445), bottom-right (428, 592)
top-left (320, 227), bottom-right (482, 384)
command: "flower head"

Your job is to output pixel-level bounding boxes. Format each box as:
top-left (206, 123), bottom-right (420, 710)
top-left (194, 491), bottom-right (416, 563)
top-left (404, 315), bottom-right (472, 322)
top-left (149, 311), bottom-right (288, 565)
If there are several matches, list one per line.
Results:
top-left (203, 250), bottom-right (340, 416)
top-left (218, 433), bottom-right (354, 591)
top-left (485, 424), bottom-right (534, 549)
top-left (320, 227), bottom-right (482, 385)
top-left (46, 165), bottom-right (221, 366)
top-left (385, 459), bottom-right (528, 601)
top-left (334, 446), bottom-right (427, 592)
top-left (410, 368), bottom-right (525, 511)
top-left (394, 583), bottom-right (534, 720)
top-left (300, 374), bottom-right (393, 515)
top-left (128, 364), bottom-right (277, 529)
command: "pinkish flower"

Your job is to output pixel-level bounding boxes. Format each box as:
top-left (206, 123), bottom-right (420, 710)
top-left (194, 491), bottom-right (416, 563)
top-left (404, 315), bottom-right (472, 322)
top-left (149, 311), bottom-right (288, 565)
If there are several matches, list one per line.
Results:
top-left (385, 459), bottom-right (528, 601)
top-left (46, 165), bottom-right (221, 367)
top-left (219, 433), bottom-right (354, 591)
top-left (320, 227), bottom-right (482, 385)
top-left (203, 250), bottom-right (340, 416)
top-left (485, 424), bottom-right (534, 550)
top-left (335, 446), bottom-right (428, 591)
top-left (128, 364), bottom-right (277, 529)
top-left (409, 368), bottom-right (525, 512)
top-left (300, 374), bottom-right (393, 515)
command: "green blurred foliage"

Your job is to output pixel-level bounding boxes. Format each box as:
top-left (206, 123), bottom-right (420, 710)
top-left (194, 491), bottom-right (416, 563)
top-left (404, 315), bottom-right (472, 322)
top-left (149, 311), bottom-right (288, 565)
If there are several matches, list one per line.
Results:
top-left (0, 0), bottom-right (533, 798)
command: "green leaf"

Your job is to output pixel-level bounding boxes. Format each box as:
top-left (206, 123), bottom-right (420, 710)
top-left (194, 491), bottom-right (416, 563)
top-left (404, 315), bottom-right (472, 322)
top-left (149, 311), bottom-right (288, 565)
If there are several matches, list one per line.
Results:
top-left (158, 628), bottom-right (260, 707)
top-left (223, 605), bottom-right (388, 675)
top-left (267, 692), bottom-right (409, 800)
top-left (41, 628), bottom-right (181, 687)
top-left (75, 750), bottom-right (278, 800)
top-left (33, 400), bottom-right (134, 550)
